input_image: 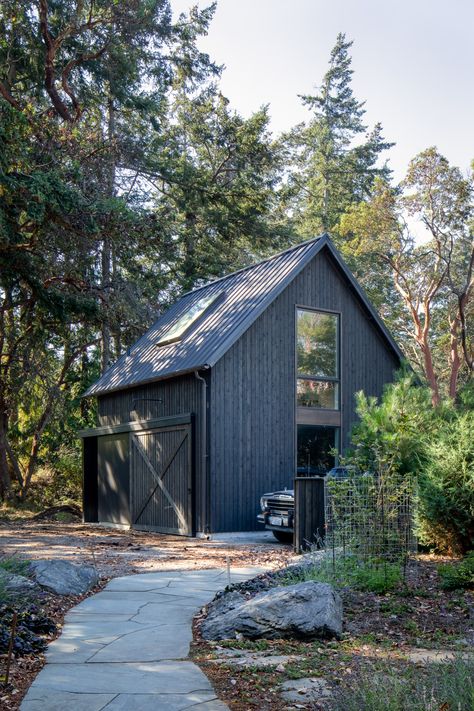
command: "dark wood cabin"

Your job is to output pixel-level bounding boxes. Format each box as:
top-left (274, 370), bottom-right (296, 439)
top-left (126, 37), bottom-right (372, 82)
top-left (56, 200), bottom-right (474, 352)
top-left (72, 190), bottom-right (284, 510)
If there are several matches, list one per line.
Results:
top-left (80, 235), bottom-right (403, 535)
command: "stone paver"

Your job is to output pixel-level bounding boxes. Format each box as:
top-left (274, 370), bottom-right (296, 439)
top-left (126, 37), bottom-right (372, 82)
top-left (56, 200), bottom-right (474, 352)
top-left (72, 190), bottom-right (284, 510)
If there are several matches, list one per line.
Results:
top-left (212, 650), bottom-right (304, 669)
top-left (280, 676), bottom-right (333, 703)
top-left (406, 648), bottom-right (474, 663)
top-left (21, 567), bottom-right (266, 711)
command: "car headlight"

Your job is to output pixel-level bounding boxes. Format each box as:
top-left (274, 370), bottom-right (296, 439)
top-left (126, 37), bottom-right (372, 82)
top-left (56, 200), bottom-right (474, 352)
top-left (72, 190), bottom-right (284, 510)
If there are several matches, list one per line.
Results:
top-left (260, 496), bottom-right (268, 512)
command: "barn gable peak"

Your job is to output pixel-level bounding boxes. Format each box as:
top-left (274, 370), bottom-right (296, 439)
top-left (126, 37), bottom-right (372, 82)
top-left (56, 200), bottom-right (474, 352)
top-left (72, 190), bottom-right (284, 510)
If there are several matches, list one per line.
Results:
top-left (84, 235), bottom-right (402, 397)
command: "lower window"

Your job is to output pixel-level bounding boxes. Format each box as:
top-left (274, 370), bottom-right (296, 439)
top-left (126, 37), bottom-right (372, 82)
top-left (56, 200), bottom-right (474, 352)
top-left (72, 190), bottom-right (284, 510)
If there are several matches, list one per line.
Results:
top-left (297, 425), bottom-right (339, 476)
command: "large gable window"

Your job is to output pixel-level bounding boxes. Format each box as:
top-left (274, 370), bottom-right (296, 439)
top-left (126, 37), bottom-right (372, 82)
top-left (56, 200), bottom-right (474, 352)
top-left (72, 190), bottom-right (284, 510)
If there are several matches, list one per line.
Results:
top-left (296, 309), bottom-right (339, 409)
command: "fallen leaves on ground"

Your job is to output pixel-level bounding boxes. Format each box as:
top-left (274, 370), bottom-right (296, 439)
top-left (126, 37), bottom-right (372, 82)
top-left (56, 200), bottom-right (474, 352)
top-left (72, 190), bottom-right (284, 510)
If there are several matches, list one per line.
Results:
top-left (191, 557), bottom-right (474, 710)
top-left (0, 519), bottom-right (294, 710)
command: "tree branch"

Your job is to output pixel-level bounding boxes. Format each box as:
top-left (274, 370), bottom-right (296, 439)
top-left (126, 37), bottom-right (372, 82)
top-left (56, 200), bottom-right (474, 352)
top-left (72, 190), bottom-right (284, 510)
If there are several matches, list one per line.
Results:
top-left (38, 0), bottom-right (74, 122)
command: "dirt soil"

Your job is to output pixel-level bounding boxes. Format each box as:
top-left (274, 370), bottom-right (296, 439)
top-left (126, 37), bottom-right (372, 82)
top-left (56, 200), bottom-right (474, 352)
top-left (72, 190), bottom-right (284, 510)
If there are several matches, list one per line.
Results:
top-left (0, 518), bottom-right (294, 710)
top-left (191, 557), bottom-right (474, 710)
top-left (0, 519), bottom-right (293, 577)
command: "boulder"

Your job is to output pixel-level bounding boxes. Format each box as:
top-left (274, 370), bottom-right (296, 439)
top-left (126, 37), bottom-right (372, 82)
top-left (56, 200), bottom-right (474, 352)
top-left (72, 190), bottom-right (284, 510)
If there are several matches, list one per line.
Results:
top-left (0, 568), bottom-right (39, 595)
top-left (201, 581), bottom-right (342, 641)
top-left (30, 559), bottom-right (98, 596)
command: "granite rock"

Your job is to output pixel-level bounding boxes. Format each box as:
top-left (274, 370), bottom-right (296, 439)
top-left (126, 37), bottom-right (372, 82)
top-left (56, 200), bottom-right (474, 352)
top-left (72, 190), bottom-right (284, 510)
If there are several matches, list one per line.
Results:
top-left (30, 559), bottom-right (98, 596)
top-left (202, 581), bottom-right (342, 640)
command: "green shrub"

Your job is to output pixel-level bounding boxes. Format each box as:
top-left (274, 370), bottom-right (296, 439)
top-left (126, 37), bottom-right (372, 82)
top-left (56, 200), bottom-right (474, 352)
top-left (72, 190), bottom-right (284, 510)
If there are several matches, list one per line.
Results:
top-left (330, 656), bottom-right (474, 711)
top-left (348, 374), bottom-right (430, 481)
top-left (438, 552), bottom-right (474, 590)
top-left (352, 563), bottom-right (401, 593)
top-left (285, 555), bottom-right (401, 594)
top-left (346, 375), bottom-right (474, 555)
top-left (417, 411), bottom-right (474, 554)
top-left (0, 555), bottom-right (30, 577)
top-left (26, 444), bottom-right (82, 509)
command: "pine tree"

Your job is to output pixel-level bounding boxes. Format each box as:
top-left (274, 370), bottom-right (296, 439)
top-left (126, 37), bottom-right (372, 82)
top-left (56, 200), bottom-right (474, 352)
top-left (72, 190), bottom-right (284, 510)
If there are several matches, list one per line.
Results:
top-left (0, 0), bottom-right (219, 499)
top-left (283, 33), bottom-right (393, 239)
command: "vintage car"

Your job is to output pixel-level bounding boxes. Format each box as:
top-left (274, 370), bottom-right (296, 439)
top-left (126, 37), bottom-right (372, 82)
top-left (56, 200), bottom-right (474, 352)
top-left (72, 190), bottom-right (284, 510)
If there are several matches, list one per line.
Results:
top-left (257, 488), bottom-right (295, 543)
top-left (257, 467), bottom-right (351, 542)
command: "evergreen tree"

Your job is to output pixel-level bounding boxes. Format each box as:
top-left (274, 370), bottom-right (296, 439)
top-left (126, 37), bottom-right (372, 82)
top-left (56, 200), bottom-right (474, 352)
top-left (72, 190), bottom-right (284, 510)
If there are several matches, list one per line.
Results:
top-left (142, 86), bottom-right (289, 292)
top-left (0, 0), bottom-right (218, 499)
top-left (283, 33), bottom-right (393, 239)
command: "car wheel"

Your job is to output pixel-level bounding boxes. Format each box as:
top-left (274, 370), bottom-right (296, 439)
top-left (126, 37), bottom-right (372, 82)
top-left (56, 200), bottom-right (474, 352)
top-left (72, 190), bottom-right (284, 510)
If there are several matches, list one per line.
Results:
top-left (272, 530), bottom-right (293, 544)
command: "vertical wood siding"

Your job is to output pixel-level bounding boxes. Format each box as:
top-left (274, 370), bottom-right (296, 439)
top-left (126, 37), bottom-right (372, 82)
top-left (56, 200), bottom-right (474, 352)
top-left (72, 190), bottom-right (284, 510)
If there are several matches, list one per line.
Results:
top-left (294, 477), bottom-right (326, 553)
top-left (131, 425), bottom-right (192, 534)
top-left (209, 247), bottom-right (400, 532)
top-left (97, 373), bottom-right (205, 532)
top-left (83, 437), bottom-right (98, 522)
top-left (97, 433), bottom-right (130, 525)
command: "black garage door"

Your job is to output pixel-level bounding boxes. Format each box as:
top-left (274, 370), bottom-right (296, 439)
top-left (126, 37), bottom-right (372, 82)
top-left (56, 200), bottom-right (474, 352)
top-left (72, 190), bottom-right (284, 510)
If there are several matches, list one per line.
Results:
top-left (97, 433), bottom-right (130, 525)
top-left (130, 423), bottom-right (193, 535)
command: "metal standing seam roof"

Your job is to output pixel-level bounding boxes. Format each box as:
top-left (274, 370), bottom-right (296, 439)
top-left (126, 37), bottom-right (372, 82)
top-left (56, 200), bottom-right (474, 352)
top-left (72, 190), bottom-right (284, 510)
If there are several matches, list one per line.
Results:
top-left (84, 234), bottom-right (404, 397)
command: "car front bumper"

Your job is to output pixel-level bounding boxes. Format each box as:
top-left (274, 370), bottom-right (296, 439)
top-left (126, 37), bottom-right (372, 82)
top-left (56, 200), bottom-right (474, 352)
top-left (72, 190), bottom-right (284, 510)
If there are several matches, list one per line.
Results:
top-left (257, 511), bottom-right (294, 532)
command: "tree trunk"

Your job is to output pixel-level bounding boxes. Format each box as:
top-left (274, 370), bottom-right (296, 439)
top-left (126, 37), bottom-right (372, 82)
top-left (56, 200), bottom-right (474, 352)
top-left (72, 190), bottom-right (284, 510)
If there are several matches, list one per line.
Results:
top-left (322, 171), bottom-right (329, 232)
top-left (0, 291), bottom-right (13, 500)
top-left (448, 316), bottom-right (461, 400)
top-left (112, 242), bottom-right (122, 358)
top-left (393, 274), bottom-right (440, 406)
top-left (19, 344), bottom-right (84, 499)
top-left (21, 401), bottom-right (56, 499)
top-left (101, 236), bottom-right (112, 373)
top-left (0, 411), bottom-right (12, 500)
top-left (80, 349), bottom-right (90, 419)
top-left (182, 212), bottom-right (197, 291)
top-left (100, 94), bottom-right (116, 374)
top-left (458, 291), bottom-right (473, 374)
top-left (418, 336), bottom-right (440, 407)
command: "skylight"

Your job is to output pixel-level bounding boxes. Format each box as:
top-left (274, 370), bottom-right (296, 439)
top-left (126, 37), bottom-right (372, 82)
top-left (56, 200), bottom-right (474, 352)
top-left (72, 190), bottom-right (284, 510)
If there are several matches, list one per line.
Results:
top-left (157, 291), bottom-right (223, 346)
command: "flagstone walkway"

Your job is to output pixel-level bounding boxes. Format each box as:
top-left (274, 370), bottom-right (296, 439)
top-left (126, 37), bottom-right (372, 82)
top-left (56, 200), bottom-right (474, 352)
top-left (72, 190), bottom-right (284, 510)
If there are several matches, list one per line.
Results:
top-left (21, 566), bottom-right (267, 711)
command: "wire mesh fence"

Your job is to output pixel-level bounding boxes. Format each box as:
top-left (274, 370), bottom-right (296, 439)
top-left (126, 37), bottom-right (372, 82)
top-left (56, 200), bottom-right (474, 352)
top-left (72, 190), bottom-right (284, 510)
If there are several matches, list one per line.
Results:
top-left (324, 471), bottom-right (417, 575)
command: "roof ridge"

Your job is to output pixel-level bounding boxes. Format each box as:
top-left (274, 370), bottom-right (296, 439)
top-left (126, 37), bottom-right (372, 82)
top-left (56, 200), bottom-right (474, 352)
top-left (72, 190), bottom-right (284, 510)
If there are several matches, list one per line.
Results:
top-left (181, 234), bottom-right (325, 297)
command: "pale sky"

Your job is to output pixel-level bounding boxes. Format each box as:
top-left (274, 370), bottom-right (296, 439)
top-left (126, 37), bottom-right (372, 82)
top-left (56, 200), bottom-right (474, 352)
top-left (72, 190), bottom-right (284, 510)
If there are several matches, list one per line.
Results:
top-left (170, 0), bottom-right (473, 182)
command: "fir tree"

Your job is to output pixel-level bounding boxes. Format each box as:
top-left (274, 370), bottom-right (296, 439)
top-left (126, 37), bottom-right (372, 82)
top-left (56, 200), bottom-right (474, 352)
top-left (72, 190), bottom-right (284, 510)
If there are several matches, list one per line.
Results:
top-left (283, 33), bottom-right (393, 239)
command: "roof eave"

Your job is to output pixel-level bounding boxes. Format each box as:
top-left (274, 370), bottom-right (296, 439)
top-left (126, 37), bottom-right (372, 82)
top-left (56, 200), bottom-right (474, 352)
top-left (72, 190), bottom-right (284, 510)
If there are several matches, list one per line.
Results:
top-left (83, 363), bottom-right (211, 398)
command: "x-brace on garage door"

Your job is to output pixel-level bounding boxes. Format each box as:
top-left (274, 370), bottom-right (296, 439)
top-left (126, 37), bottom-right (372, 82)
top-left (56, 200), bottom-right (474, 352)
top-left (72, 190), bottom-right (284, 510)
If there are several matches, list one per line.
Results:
top-left (130, 423), bottom-right (193, 535)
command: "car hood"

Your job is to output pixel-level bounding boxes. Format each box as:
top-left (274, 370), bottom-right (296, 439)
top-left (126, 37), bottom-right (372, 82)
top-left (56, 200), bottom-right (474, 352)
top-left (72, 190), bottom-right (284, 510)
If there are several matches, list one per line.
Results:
top-left (262, 490), bottom-right (294, 499)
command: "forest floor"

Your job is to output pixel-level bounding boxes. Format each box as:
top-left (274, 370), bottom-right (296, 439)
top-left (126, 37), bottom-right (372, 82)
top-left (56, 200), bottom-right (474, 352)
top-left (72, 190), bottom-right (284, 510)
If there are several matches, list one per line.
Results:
top-left (1, 517), bottom-right (473, 710)
top-left (0, 517), bottom-right (293, 578)
top-left (192, 558), bottom-right (474, 710)
top-left (0, 516), bottom-right (293, 710)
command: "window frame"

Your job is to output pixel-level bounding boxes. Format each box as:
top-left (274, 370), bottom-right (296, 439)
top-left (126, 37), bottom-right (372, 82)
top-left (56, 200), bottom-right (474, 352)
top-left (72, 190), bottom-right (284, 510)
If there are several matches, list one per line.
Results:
top-left (156, 290), bottom-right (224, 346)
top-left (296, 423), bottom-right (340, 475)
top-left (295, 306), bottom-right (341, 412)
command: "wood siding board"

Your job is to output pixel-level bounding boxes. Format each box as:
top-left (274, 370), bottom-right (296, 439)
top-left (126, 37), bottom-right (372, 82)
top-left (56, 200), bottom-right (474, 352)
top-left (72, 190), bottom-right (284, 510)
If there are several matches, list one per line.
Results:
top-left (209, 247), bottom-right (399, 532)
top-left (130, 425), bottom-right (192, 535)
top-left (79, 414), bottom-right (192, 438)
top-left (96, 373), bottom-right (203, 532)
top-left (294, 477), bottom-right (325, 552)
top-left (238, 337), bottom-right (244, 532)
top-left (97, 433), bottom-right (130, 525)
top-left (82, 436), bottom-right (98, 522)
